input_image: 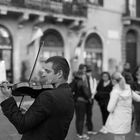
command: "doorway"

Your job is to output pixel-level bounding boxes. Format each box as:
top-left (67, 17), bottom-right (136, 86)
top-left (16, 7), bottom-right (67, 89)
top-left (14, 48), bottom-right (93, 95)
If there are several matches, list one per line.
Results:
top-left (84, 33), bottom-right (103, 79)
top-left (125, 29), bottom-right (137, 73)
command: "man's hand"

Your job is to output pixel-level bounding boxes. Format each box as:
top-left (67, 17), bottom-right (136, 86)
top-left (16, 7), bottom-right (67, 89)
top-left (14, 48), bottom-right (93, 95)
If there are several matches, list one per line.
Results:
top-left (0, 81), bottom-right (12, 103)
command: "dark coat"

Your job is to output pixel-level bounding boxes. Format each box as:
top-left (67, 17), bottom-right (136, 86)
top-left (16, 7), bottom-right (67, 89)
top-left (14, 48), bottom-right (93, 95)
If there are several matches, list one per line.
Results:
top-left (122, 70), bottom-right (134, 86)
top-left (1, 83), bottom-right (74, 140)
top-left (95, 80), bottom-right (113, 106)
top-left (70, 72), bottom-right (91, 103)
top-left (131, 82), bottom-right (140, 111)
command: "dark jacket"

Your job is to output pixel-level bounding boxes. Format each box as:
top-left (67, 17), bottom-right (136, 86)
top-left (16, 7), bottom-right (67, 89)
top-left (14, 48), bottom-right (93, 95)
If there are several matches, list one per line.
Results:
top-left (131, 82), bottom-right (140, 111)
top-left (70, 72), bottom-right (91, 103)
top-left (122, 70), bottom-right (134, 86)
top-left (1, 83), bottom-right (74, 140)
top-left (95, 80), bottom-right (113, 106)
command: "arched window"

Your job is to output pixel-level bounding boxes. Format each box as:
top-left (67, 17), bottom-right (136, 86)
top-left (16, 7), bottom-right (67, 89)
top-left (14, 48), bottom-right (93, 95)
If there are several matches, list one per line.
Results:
top-left (85, 33), bottom-right (102, 49)
top-left (40, 29), bottom-right (64, 60)
top-left (85, 33), bottom-right (103, 79)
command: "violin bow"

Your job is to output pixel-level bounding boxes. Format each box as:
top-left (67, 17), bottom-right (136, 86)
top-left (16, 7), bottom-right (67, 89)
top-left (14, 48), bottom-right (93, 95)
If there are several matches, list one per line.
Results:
top-left (18, 41), bottom-right (44, 109)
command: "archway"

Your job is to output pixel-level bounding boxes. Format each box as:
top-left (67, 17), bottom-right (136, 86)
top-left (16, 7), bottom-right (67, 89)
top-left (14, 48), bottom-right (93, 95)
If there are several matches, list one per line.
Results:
top-left (0, 25), bottom-right (13, 82)
top-left (125, 29), bottom-right (137, 72)
top-left (40, 29), bottom-right (64, 60)
top-left (84, 33), bottom-right (103, 79)
top-left (28, 29), bottom-right (64, 83)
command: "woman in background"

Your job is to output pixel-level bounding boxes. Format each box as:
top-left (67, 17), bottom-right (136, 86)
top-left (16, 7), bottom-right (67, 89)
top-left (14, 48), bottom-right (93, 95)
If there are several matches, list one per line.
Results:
top-left (105, 72), bottom-right (140, 140)
top-left (95, 72), bottom-right (113, 132)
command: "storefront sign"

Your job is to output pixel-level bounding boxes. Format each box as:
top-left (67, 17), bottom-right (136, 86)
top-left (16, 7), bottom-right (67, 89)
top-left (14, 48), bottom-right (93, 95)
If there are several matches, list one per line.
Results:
top-left (108, 30), bottom-right (120, 39)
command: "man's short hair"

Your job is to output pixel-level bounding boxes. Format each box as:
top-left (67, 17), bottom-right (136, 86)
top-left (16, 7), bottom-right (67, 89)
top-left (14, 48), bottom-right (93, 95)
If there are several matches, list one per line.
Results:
top-left (45, 56), bottom-right (70, 80)
top-left (78, 64), bottom-right (86, 70)
top-left (86, 65), bottom-right (92, 72)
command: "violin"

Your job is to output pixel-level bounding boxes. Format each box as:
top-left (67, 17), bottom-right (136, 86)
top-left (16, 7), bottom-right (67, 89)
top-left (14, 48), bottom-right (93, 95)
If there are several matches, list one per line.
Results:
top-left (0, 82), bottom-right (53, 98)
top-left (0, 41), bottom-right (46, 108)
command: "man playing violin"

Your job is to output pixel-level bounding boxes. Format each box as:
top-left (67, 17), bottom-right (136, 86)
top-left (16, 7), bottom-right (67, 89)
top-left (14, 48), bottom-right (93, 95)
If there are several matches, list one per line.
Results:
top-left (0, 56), bottom-right (74, 140)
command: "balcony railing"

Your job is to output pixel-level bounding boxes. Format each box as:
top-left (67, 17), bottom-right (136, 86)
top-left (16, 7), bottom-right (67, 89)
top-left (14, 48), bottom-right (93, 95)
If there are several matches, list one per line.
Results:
top-left (0, 0), bottom-right (87, 17)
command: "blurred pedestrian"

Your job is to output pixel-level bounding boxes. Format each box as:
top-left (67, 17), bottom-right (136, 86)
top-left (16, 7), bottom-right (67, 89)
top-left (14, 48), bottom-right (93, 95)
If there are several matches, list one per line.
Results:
top-left (95, 72), bottom-right (113, 132)
top-left (122, 62), bottom-right (134, 87)
top-left (0, 56), bottom-right (74, 140)
top-left (133, 65), bottom-right (140, 82)
top-left (105, 72), bottom-right (140, 140)
top-left (131, 66), bottom-right (140, 136)
top-left (85, 65), bottom-right (97, 135)
top-left (70, 64), bottom-right (87, 102)
top-left (70, 64), bottom-right (90, 139)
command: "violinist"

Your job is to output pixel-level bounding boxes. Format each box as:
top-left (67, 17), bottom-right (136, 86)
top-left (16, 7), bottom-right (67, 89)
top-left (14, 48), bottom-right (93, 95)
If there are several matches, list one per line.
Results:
top-left (0, 56), bottom-right (74, 140)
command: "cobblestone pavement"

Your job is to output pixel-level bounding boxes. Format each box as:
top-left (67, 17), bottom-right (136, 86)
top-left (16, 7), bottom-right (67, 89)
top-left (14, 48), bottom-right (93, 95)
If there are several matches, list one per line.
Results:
top-left (0, 101), bottom-right (139, 140)
top-left (66, 101), bottom-right (140, 140)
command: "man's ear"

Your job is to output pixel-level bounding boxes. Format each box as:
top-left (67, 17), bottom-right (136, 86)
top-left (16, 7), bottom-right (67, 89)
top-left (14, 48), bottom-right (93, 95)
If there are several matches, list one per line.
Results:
top-left (57, 70), bottom-right (63, 79)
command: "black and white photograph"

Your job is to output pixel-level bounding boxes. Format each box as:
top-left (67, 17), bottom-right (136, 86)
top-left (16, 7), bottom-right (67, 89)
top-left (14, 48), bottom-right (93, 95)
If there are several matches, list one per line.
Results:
top-left (0, 0), bottom-right (139, 140)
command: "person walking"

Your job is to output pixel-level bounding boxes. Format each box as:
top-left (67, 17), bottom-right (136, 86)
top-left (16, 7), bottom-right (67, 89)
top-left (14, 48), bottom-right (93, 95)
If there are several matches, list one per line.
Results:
top-left (132, 66), bottom-right (140, 136)
top-left (0, 56), bottom-right (74, 140)
top-left (132, 65), bottom-right (140, 82)
top-left (105, 72), bottom-right (140, 140)
top-left (122, 62), bottom-right (134, 87)
top-left (70, 64), bottom-right (91, 139)
top-left (95, 72), bottom-right (113, 132)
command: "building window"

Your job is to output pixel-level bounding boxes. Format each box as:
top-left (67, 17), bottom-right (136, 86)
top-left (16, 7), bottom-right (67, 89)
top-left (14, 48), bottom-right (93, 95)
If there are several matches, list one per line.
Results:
top-left (129, 0), bottom-right (136, 17)
top-left (88, 0), bottom-right (104, 6)
top-left (125, 30), bottom-right (137, 72)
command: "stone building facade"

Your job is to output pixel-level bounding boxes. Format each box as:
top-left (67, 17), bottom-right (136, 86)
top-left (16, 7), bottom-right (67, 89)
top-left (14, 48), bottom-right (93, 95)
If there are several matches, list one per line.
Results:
top-left (0, 0), bottom-right (138, 83)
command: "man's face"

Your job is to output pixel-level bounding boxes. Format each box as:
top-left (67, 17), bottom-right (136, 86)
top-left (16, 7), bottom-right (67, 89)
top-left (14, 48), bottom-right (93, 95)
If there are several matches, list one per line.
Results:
top-left (41, 62), bottom-right (58, 85)
top-left (82, 67), bottom-right (87, 74)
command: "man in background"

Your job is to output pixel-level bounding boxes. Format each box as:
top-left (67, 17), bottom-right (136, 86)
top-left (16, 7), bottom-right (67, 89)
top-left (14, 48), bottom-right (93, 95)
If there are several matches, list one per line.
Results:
top-left (86, 65), bottom-right (97, 135)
